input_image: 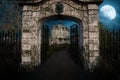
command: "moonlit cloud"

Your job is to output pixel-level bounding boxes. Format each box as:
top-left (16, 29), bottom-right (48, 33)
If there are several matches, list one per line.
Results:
top-left (100, 5), bottom-right (116, 20)
top-left (99, 0), bottom-right (120, 31)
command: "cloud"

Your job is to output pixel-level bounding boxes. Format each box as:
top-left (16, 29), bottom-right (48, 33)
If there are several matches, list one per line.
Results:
top-left (98, 0), bottom-right (120, 31)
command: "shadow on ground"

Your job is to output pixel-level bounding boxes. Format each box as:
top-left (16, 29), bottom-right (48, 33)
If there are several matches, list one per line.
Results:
top-left (0, 50), bottom-right (102, 80)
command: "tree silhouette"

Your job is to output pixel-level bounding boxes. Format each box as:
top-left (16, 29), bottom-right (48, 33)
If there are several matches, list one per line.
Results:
top-left (98, 22), bottom-right (120, 80)
top-left (0, 0), bottom-right (22, 31)
top-left (0, 0), bottom-right (22, 72)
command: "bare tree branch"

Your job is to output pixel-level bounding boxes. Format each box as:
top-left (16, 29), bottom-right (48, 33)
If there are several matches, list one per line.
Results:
top-left (0, 0), bottom-right (22, 31)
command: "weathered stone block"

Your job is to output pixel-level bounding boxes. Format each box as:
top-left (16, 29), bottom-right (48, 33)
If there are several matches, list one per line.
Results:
top-left (23, 6), bottom-right (32, 11)
top-left (90, 51), bottom-right (99, 57)
top-left (22, 50), bottom-right (31, 54)
top-left (89, 44), bottom-right (99, 51)
top-left (22, 54), bottom-right (31, 63)
top-left (88, 4), bottom-right (98, 9)
top-left (89, 27), bottom-right (98, 32)
top-left (23, 6), bottom-right (29, 11)
top-left (88, 10), bottom-right (97, 15)
top-left (89, 15), bottom-right (97, 21)
top-left (32, 6), bottom-right (40, 11)
top-left (89, 57), bottom-right (96, 63)
top-left (22, 33), bottom-right (31, 39)
top-left (89, 32), bottom-right (99, 38)
top-left (22, 39), bottom-right (32, 44)
top-left (23, 11), bottom-right (32, 16)
top-left (22, 15), bottom-right (32, 22)
top-left (32, 12), bottom-right (40, 17)
top-left (22, 44), bottom-right (31, 50)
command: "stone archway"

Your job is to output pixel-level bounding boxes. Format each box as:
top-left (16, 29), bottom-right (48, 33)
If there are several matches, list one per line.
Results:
top-left (21, 0), bottom-right (102, 70)
top-left (40, 15), bottom-right (83, 64)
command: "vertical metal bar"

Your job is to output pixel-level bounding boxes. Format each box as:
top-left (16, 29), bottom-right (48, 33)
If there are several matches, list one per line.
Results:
top-left (0, 31), bottom-right (1, 54)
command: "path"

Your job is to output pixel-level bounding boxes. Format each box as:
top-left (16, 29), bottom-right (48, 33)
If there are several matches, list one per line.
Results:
top-left (39, 50), bottom-right (82, 80)
top-left (37, 50), bottom-right (100, 80)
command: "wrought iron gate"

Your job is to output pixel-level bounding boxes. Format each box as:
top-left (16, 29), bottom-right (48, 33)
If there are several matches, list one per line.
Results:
top-left (41, 25), bottom-right (49, 63)
top-left (99, 25), bottom-right (120, 79)
top-left (70, 24), bottom-right (79, 63)
top-left (0, 30), bottom-right (21, 72)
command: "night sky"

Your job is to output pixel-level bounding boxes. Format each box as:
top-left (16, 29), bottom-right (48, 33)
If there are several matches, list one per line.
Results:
top-left (44, 0), bottom-right (120, 31)
top-left (0, 0), bottom-right (120, 31)
top-left (43, 20), bottom-right (78, 36)
top-left (99, 0), bottom-right (120, 31)
top-left (43, 20), bottom-right (78, 31)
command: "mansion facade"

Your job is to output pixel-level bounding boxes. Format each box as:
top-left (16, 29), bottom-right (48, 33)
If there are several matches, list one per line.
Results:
top-left (49, 22), bottom-right (70, 45)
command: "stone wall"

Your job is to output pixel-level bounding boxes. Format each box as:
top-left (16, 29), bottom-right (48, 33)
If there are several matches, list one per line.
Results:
top-left (21, 0), bottom-right (102, 70)
top-left (21, 6), bottom-right (41, 67)
top-left (88, 4), bottom-right (99, 70)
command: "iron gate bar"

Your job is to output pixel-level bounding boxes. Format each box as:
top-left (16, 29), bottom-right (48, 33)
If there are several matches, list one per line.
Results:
top-left (99, 24), bottom-right (120, 79)
top-left (70, 24), bottom-right (79, 64)
top-left (41, 25), bottom-right (49, 63)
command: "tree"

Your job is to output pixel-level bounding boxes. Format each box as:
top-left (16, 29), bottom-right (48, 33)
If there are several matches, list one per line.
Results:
top-left (0, 0), bottom-right (22, 31)
top-left (0, 0), bottom-right (22, 72)
top-left (98, 22), bottom-right (120, 80)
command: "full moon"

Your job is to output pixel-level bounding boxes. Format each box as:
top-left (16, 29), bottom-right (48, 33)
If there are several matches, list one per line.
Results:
top-left (100, 5), bottom-right (116, 20)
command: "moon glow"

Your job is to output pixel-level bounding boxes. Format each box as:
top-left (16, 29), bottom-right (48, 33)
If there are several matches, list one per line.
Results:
top-left (100, 5), bottom-right (116, 20)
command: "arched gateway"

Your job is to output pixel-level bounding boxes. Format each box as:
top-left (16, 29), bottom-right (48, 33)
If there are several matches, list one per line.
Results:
top-left (20, 0), bottom-right (103, 70)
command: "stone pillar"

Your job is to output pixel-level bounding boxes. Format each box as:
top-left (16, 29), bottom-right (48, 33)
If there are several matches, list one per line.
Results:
top-left (82, 5), bottom-right (90, 70)
top-left (21, 5), bottom-right (41, 68)
top-left (87, 4), bottom-right (99, 70)
top-left (21, 6), bottom-right (32, 67)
